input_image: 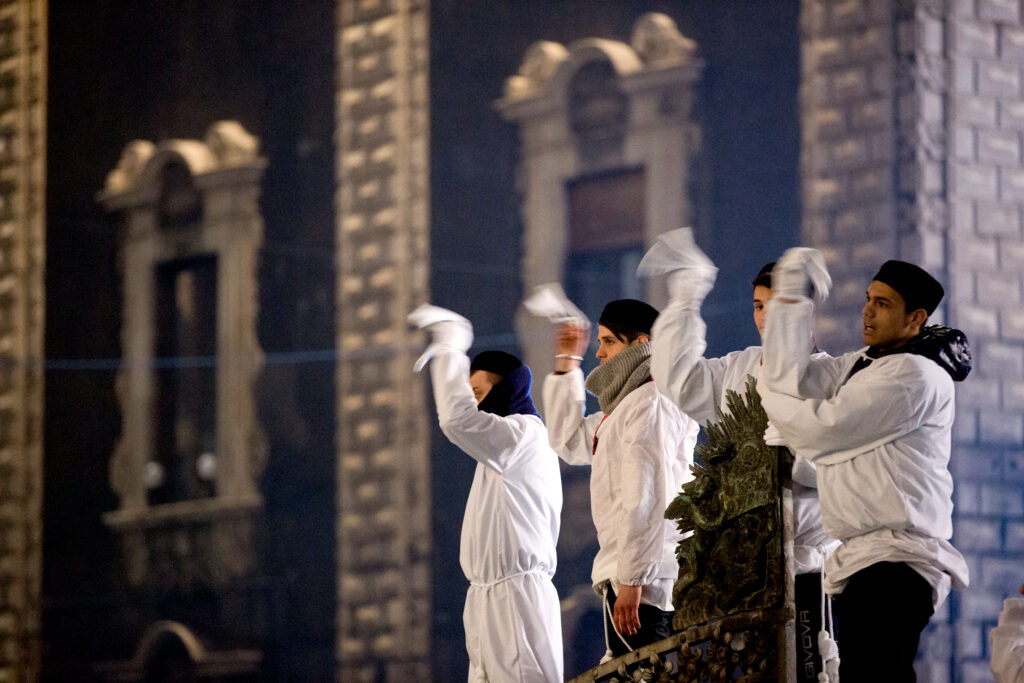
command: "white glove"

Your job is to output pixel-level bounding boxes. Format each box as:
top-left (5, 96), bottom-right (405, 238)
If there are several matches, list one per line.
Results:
top-left (666, 266), bottom-right (717, 309)
top-left (772, 247), bottom-right (832, 303)
top-left (407, 304), bottom-right (473, 371)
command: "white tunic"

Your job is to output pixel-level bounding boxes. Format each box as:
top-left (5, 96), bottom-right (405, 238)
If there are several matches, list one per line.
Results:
top-left (650, 300), bottom-right (839, 574)
top-left (429, 349), bottom-right (563, 683)
top-left (757, 298), bottom-right (969, 610)
top-left (543, 369), bottom-right (698, 612)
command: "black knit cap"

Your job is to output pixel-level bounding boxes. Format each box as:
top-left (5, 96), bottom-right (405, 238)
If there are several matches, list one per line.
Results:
top-left (872, 260), bottom-right (944, 315)
top-left (470, 350), bottom-right (522, 378)
top-left (598, 299), bottom-right (659, 337)
top-left (752, 260), bottom-right (815, 297)
top-left (751, 262), bottom-right (775, 289)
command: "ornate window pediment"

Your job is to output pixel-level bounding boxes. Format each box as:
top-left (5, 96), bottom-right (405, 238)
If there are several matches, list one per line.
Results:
top-left (98, 121), bottom-right (267, 588)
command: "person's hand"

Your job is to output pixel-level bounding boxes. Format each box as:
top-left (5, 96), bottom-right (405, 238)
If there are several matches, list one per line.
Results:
top-left (763, 421), bottom-right (785, 446)
top-left (613, 584), bottom-right (643, 637)
top-left (429, 319), bottom-right (473, 353)
top-left (772, 247), bottom-right (832, 303)
top-left (407, 305), bottom-right (473, 371)
top-left (554, 322), bottom-right (590, 372)
top-left (667, 265), bottom-right (717, 309)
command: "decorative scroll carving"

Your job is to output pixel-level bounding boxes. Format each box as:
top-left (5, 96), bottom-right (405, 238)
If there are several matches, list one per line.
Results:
top-left (503, 40), bottom-right (569, 100)
top-left (666, 377), bottom-right (787, 630)
top-left (631, 13), bottom-right (697, 67)
top-left (204, 120), bottom-right (259, 166)
top-left (104, 140), bottom-right (156, 195)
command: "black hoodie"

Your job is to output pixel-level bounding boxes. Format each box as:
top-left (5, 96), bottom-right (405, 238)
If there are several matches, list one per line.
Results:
top-left (865, 325), bottom-right (972, 382)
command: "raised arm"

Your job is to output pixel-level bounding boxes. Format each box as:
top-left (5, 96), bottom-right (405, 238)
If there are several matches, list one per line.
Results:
top-left (409, 304), bottom-right (527, 472)
top-left (640, 228), bottom-right (724, 424)
top-left (542, 368), bottom-right (601, 466)
top-left (759, 354), bottom-right (945, 464)
top-left (430, 348), bottom-right (529, 472)
top-left (651, 300), bottom-right (732, 425)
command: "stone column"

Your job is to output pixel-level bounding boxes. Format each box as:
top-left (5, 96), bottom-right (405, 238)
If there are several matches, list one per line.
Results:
top-left (335, 1), bottom-right (432, 680)
top-left (801, 1), bottom-right (1024, 680)
top-left (0, 1), bottom-right (46, 680)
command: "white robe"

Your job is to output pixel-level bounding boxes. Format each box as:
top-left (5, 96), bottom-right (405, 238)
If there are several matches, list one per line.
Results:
top-left (543, 369), bottom-right (698, 611)
top-left (430, 349), bottom-right (563, 683)
top-left (757, 298), bottom-right (969, 610)
top-left (650, 300), bottom-right (839, 574)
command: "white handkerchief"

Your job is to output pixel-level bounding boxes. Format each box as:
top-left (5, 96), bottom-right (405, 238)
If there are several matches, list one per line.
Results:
top-left (407, 304), bottom-right (472, 372)
top-left (407, 303), bottom-right (468, 329)
top-left (523, 283), bottom-right (589, 327)
top-left (636, 227), bottom-right (714, 276)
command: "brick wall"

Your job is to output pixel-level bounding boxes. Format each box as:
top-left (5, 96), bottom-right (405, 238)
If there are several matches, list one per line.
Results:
top-left (802, 1), bottom-right (1024, 681)
top-left (335, 0), bottom-right (432, 680)
top-left (0, 1), bottom-right (44, 680)
top-left (947, 0), bottom-right (1024, 680)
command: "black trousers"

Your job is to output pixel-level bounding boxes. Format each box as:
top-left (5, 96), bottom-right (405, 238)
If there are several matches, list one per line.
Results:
top-left (602, 586), bottom-right (673, 657)
top-left (836, 562), bottom-right (933, 683)
top-left (795, 572), bottom-right (832, 683)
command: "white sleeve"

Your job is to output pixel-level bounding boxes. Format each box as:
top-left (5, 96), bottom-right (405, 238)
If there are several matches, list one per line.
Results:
top-left (651, 300), bottom-right (732, 426)
top-left (761, 299), bottom-right (848, 398)
top-left (616, 398), bottom-right (679, 586)
top-left (429, 349), bottom-right (527, 473)
top-left (758, 356), bottom-right (934, 464)
top-left (542, 369), bottom-right (602, 466)
top-left (791, 455), bottom-right (818, 488)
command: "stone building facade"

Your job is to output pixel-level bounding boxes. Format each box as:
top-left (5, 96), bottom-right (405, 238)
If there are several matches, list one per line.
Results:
top-left (13, 1), bottom-right (1022, 681)
top-left (801, 1), bottom-right (1024, 680)
top-left (334, 1), bottom-right (433, 680)
top-left (0, 0), bottom-right (44, 680)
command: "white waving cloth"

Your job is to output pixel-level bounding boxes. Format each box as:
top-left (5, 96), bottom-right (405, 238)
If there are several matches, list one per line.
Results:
top-left (635, 227), bottom-right (715, 276)
top-left (773, 247), bottom-right (832, 304)
top-left (407, 304), bottom-right (473, 372)
top-left (523, 282), bottom-right (590, 327)
top-left (637, 228), bottom-right (717, 308)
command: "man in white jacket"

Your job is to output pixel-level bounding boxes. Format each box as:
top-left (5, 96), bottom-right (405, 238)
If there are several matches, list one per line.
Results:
top-left (757, 256), bottom-right (972, 681)
top-left (648, 254), bottom-right (839, 683)
top-left (543, 299), bottom-right (698, 659)
top-left (411, 306), bottom-right (563, 683)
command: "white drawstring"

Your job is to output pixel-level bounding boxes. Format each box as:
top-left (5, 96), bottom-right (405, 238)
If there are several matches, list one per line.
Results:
top-left (600, 583), bottom-right (634, 663)
top-left (817, 547), bottom-right (840, 682)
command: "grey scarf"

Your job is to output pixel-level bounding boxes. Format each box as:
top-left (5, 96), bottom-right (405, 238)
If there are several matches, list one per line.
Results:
top-left (584, 342), bottom-right (652, 414)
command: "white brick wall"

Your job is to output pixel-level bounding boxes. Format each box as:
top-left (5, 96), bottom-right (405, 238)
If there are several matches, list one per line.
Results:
top-left (803, 0), bottom-right (1024, 679)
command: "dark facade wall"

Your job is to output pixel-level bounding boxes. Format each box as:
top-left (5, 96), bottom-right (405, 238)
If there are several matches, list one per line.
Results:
top-left (429, 2), bottom-right (800, 679)
top-left (45, 2), bottom-right (336, 679)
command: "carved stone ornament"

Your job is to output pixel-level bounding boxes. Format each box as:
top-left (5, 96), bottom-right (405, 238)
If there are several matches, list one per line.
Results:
top-left (503, 40), bottom-right (569, 100)
top-left (104, 139), bottom-right (156, 195)
top-left (630, 13), bottom-right (697, 67)
top-left (204, 120), bottom-right (260, 167)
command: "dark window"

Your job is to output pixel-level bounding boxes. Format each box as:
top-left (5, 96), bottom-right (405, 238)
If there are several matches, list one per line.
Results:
top-left (150, 256), bottom-right (218, 505)
top-left (564, 167), bottom-right (646, 323)
top-left (158, 161), bottom-right (203, 231)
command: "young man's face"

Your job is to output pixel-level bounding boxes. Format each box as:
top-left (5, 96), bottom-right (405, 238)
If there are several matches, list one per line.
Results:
top-left (862, 281), bottom-right (922, 349)
top-left (753, 285), bottom-right (772, 338)
top-left (595, 325), bottom-right (647, 364)
top-left (469, 370), bottom-right (501, 404)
